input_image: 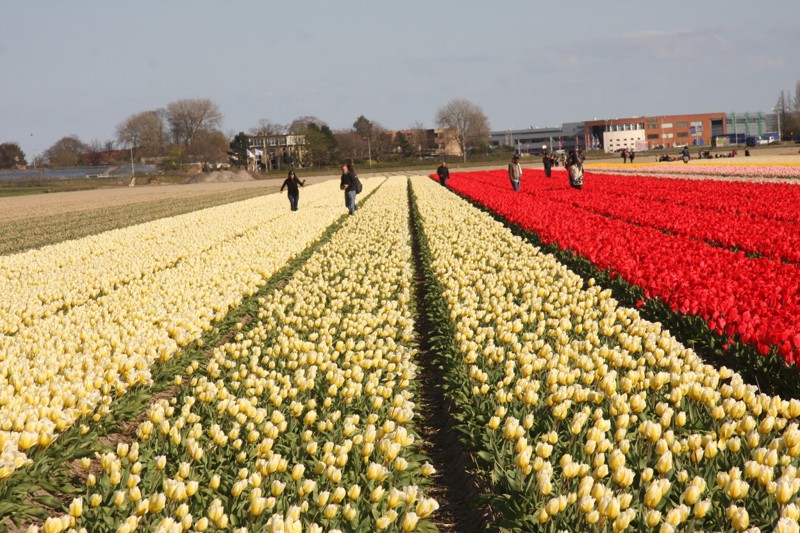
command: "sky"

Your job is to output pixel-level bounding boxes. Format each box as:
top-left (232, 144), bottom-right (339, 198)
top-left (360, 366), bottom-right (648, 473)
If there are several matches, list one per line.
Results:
top-left (2, 0), bottom-right (799, 159)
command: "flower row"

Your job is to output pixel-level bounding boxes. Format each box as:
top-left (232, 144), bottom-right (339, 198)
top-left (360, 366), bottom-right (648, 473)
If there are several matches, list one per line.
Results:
top-left (587, 162), bottom-right (800, 180)
top-left (573, 171), bottom-right (800, 224)
top-left (0, 180), bottom-right (378, 475)
top-left (0, 185), bottom-right (338, 336)
top-left (41, 176), bottom-right (437, 532)
top-left (444, 170), bottom-right (800, 365)
top-left (411, 174), bottom-right (800, 531)
top-left (547, 175), bottom-right (800, 263)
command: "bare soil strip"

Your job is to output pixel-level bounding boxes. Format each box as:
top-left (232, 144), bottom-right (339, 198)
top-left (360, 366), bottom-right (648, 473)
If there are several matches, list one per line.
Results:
top-left (407, 180), bottom-right (494, 533)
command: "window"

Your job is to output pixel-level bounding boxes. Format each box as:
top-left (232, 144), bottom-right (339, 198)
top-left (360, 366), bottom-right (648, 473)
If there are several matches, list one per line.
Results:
top-left (662, 123), bottom-right (673, 129)
top-left (677, 132), bottom-right (689, 138)
top-left (648, 124), bottom-right (658, 130)
top-left (662, 133), bottom-right (674, 139)
top-left (676, 122), bottom-right (688, 128)
top-left (647, 134), bottom-right (659, 139)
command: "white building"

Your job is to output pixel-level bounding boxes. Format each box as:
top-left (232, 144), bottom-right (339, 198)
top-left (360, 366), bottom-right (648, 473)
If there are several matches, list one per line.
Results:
top-left (603, 125), bottom-right (647, 153)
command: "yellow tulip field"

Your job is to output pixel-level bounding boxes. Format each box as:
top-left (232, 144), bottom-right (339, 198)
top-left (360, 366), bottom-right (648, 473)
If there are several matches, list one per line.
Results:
top-left (410, 176), bottom-right (800, 532)
top-left (2, 174), bottom-right (800, 532)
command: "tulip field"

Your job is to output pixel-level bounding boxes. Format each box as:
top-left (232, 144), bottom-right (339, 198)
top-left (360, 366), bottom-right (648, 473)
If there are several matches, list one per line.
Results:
top-left (443, 168), bottom-right (800, 366)
top-left (3, 168), bottom-right (800, 532)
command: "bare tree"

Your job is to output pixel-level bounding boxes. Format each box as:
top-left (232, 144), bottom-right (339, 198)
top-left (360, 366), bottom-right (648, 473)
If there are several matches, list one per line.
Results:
top-left (288, 115), bottom-right (326, 134)
top-left (250, 118), bottom-right (285, 136)
top-left (189, 130), bottom-right (229, 164)
top-left (333, 131), bottom-right (362, 161)
top-left (166, 99), bottom-right (223, 148)
top-left (43, 135), bottom-right (90, 167)
top-left (794, 80), bottom-right (800, 114)
top-left (116, 109), bottom-right (167, 157)
top-left (85, 139), bottom-right (107, 166)
top-left (435, 98), bottom-right (490, 162)
top-left (408, 121), bottom-right (434, 158)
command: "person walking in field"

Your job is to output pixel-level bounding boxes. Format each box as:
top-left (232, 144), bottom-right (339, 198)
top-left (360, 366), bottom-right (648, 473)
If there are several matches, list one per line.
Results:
top-left (340, 162), bottom-right (360, 215)
top-left (621, 149), bottom-right (628, 163)
top-left (566, 150), bottom-right (584, 190)
top-left (543, 152), bottom-right (553, 177)
top-left (508, 154), bottom-right (522, 192)
top-left (436, 160), bottom-right (450, 187)
top-left (280, 170), bottom-right (305, 211)
top-left (629, 148), bottom-right (635, 163)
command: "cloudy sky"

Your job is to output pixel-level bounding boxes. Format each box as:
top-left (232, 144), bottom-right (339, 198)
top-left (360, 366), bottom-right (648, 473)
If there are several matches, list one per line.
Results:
top-left (2, 0), bottom-right (798, 158)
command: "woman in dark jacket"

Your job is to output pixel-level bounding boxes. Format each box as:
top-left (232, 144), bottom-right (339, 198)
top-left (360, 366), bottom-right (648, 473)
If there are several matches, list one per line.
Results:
top-left (280, 170), bottom-right (305, 211)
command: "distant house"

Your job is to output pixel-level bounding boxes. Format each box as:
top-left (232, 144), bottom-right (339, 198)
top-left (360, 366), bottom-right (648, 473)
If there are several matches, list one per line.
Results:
top-left (248, 134), bottom-right (307, 170)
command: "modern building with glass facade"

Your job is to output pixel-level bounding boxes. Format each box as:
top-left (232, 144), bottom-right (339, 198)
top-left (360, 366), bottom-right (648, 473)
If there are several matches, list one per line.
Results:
top-left (489, 122), bottom-right (585, 154)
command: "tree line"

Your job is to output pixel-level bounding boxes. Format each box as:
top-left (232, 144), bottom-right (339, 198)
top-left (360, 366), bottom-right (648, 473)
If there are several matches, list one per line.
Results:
top-left (774, 81), bottom-right (800, 141)
top-left (0, 98), bottom-right (491, 170)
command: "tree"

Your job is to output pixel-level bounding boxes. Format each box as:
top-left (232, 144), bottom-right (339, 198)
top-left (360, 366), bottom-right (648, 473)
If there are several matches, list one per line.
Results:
top-left (435, 98), bottom-right (490, 162)
top-left (116, 109), bottom-right (167, 157)
top-left (394, 131), bottom-right (414, 158)
top-left (352, 115), bottom-right (375, 138)
top-left (229, 132), bottom-right (250, 167)
top-left (333, 131), bottom-right (362, 161)
top-left (250, 119), bottom-right (285, 137)
top-left (85, 139), bottom-right (107, 166)
top-left (0, 142), bottom-right (26, 169)
top-left (166, 99), bottom-right (222, 148)
top-left (790, 81), bottom-right (800, 140)
top-left (190, 130), bottom-right (228, 164)
top-left (351, 115), bottom-right (390, 163)
top-left (408, 121), bottom-right (434, 158)
top-left (288, 116), bottom-right (326, 134)
top-left (43, 135), bottom-right (90, 167)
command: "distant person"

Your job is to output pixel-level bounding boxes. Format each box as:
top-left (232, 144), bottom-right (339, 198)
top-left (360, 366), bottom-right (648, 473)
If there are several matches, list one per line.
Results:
top-left (621, 149), bottom-right (628, 163)
top-left (682, 146), bottom-right (690, 163)
top-left (340, 162), bottom-right (359, 215)
top-left (280, 170), bottom-right (305, 211)
top-left (436, 161), bottom-right (450, 186)
top-left (629, 149), bottom-right (635, 163)
top-left (508, 154), bottom-right (522, 191)
top-left (566, 150), bottom-right (584, 190)
top-left (543, 152), bottom-right (553, 177)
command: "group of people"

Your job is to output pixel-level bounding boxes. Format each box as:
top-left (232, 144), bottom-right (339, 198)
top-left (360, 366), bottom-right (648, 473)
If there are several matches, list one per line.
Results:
top-left (281, 150), bottom-right (587, 213)
top-left (442, 152), bottom-right (584, 192)
top-left (620, 148), bottom-right (636, 163)
top-left (509, 151), bottom-right (584, 190)
top-left (280, 162), bottom-right (362, 214)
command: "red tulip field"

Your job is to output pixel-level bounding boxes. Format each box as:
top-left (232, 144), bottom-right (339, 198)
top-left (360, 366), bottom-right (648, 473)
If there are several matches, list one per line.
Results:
top-left (441, 168), bottom-right (800, 366)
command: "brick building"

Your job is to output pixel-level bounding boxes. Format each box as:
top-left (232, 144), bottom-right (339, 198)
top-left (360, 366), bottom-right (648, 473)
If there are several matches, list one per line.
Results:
top-left (584, 113), bottom-right (726, 152)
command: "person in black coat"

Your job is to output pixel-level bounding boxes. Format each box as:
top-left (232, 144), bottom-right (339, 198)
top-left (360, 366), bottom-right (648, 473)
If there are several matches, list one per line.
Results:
top-left (543, 153), bottom-right (553, 177)
top-left (340, 162), bottom-right (358, 215)
top-left (280, 170), bottom-right (305, 211)
top-left (436, 161), bottom-right (450, 186)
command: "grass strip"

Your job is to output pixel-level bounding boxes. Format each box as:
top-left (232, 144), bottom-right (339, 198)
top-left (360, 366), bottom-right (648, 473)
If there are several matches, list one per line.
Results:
top-left (0, 187), bottom-right (277, 255)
